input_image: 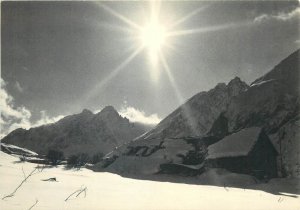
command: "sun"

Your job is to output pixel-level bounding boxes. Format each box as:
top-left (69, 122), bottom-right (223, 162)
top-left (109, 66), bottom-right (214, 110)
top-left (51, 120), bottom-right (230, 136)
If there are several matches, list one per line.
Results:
top-left (140, 20), bottom-right (166, 54)
top-left (96, 1), bottom-right (224, 83)
top-left (139, 19), bottom-right (167, 66)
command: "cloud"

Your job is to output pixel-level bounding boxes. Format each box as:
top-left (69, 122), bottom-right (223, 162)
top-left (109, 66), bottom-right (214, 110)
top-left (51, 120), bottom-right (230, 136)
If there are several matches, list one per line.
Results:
top-left (14, 81), bottom-right (23, 93)
top-left (254, 7), bottom-right (300, 23)
top-left (93, 107), bottom-right (103, 114)
top-left (119, 106), bottom-right (161, 125)
top-left (1, 78), bottom-right (64, 138)
top-left (0, 78), bottom-right (31, 137)
top-left (32, 110), bottom-right (64, 128)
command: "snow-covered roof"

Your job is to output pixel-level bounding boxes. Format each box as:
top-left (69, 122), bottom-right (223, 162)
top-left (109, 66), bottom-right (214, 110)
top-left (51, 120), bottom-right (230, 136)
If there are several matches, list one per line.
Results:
top-left (1, 143), bottom-right (38, 156)
top-left (162, 163), bottom-right (205, 170)
top-left (207, 127), bottom-right (262, 159)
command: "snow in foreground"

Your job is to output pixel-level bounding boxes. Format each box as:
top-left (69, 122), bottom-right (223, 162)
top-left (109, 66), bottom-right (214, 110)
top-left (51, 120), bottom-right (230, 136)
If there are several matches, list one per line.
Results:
top-left (0, 151), bottom-right (299, 210)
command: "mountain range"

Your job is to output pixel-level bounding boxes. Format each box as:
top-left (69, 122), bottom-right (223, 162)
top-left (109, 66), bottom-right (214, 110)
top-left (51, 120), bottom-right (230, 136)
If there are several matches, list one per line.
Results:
top-left (1, 106), bottom-right (148, 157)
top-left (1, 49), bottom-right (299, 178)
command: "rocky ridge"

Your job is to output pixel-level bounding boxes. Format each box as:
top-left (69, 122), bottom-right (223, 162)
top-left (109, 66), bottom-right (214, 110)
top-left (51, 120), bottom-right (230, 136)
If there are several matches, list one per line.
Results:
top-left (1, 106), bottom-right (147, 157)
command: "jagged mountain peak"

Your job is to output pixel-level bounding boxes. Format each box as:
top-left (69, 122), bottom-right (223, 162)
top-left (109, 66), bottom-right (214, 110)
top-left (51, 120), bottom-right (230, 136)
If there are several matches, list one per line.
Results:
top-left (212, 82), bottom-right (226, 91)
top-left (96, 106), bottom-right (120, 121)
top-left (141, 76), bottom-right (249, 139)
top-left (81, 108), bottom-right (93, 115)
top-left (57, 108), bottom-right (93, 125)
top-left (227, 76), bottom-right (249, 96)
top-left (99, 105), bottom-right (118, 114)
top-left (1, 105), bottom-right (147, 157)
top-left (228, 76), bottom-right (247, 87)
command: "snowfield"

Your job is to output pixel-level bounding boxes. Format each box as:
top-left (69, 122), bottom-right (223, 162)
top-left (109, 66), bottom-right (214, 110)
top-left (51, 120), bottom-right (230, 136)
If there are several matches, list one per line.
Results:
top-left (0, 151), bottom-right (299, 210)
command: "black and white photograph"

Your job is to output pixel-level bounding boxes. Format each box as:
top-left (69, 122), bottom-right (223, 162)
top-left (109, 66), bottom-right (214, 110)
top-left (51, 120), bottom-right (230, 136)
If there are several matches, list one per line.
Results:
top-left (0, 0), bottom-right (299, 209)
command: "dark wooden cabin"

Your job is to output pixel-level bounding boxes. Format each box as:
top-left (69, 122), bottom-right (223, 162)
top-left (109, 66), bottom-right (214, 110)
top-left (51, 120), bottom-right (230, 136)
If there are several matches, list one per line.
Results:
top-left (206, 127), bottom-right (278, 179)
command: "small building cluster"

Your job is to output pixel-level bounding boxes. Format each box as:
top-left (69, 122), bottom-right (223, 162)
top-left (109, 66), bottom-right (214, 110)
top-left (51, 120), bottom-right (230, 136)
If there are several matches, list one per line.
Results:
top-left (206, 127), bottom-right (278, 179)
top-left (159, 127), bottom-right (278, 179)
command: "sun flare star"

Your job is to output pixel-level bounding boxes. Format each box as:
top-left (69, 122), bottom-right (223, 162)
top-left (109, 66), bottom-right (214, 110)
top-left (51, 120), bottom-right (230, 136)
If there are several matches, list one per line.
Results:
top-left (90, 0), bottom-right (238, 102)
top-left (96, 2), bottom-right (229, 72)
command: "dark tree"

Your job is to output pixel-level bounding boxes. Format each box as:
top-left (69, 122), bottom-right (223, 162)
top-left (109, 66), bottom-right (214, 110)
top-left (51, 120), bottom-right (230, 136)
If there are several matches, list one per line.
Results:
top-left (67, 153), bottom-right (90, 168)
top-left (68, 155), bottom-right (79, 166)
top-left (91, 153), bottom-right (104, 164)
top-left (47, 150), bottom-right (64, 165)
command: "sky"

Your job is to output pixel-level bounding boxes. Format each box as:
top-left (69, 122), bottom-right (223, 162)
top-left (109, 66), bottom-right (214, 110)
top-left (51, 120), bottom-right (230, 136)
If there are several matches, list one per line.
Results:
top-left (1, 1), bottom-right (299, 137)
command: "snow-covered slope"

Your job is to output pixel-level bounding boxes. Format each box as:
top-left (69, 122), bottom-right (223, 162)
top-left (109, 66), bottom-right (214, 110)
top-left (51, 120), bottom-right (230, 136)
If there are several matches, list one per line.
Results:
top-left (1, 151), bottom-right (299, 210)
top-left (1, 143), bottom-right (38, 156)
top-left (1, 106), bottom-right (147, 157)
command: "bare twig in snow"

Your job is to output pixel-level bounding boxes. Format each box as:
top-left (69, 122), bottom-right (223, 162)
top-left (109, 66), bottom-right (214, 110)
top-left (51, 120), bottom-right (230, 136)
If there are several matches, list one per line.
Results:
top-left (2, 168), bottom-right (41, 200)
top-left (36, 164), bottom-right (45, 172)
top-left (28, 199), bottom-right (38, 210)
top-left (22, 167), bottom-right (26, 180)
top-left (278, 197), bottom-right (284, 203)
top-left (65, 185), bottom-right (87, 201)
top-left (76, 187), bottom-right (87, 198)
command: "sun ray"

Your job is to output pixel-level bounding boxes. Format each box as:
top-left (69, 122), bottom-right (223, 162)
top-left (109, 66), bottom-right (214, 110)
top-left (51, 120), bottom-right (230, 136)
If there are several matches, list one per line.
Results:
top-left (166, 23), bottom-right (235, 37)
top-left (167, 21), bottom-right (249, 37)
top-left (159, 52), bottom-right (183, 103)
top-left (96, 2), bottom-right (142, 30)
top-left (159, 52), bottom-right (199, 136)
top-left (169, 3), bottom-right (213, 30)
top-left (95, 22), bottom-right (136, 34)
top-left (83, 46), bottom-right (144, 104)
top-left (150, 0), bottom-right (161, 21)
top-left (89, 2), bottom-right (250, 117)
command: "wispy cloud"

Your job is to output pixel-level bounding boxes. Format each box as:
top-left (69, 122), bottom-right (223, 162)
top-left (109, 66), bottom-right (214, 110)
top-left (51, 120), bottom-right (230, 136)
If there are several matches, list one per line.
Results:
top-left (93, 107), bottom-right (103, 114)
top-left (254, 7), bottom-right (300, 23)
top-left (1, 78), bottom-right (64, 138)
top-left (33, 110), bottom-right (64, 128)
top-left (1, 78), bottom-right (31, 137)
top-left (119, 106), bottom-right (161, 125)
top-left (14, 81), bottom-right (23, 93)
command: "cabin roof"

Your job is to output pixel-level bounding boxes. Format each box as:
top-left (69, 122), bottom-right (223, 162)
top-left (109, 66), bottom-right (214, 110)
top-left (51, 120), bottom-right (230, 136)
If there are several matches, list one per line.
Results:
top-left (161, 162), bottom-right (205, 170)
top-left (207, 127), bottom-right (263, 159)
